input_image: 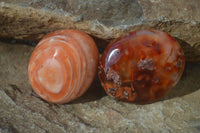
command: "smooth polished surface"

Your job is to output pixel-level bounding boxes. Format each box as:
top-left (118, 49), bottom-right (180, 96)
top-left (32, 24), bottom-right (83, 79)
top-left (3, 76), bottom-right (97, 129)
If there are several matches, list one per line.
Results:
top-left (98, 30), bottom-right (185, 104)
top-left (28, 29), bottom-right (99, 103)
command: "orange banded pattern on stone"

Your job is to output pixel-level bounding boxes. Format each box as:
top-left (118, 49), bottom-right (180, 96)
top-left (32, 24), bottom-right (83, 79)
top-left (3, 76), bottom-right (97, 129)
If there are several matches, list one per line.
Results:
top-left (29, 29), bottom-right (99, 104)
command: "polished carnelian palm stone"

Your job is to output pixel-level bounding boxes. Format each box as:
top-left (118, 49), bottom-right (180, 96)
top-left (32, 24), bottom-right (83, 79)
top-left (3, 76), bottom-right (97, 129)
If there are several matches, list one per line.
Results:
top-left (29, 29), bottom-right (99, 104)
top-left (98, 30), bottom-right (185, 104)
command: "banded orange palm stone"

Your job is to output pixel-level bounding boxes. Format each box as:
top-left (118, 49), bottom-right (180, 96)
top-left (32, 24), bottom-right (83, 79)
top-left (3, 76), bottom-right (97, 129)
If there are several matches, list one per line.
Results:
top-left (28, 29), bottom-right (99, 104)
top-left (98, 30), bottom-right (185, 104)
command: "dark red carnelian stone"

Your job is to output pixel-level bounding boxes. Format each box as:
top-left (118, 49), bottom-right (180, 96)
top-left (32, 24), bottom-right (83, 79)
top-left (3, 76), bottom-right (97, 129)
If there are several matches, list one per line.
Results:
top-left (98, 30), bottom-right (185, 104)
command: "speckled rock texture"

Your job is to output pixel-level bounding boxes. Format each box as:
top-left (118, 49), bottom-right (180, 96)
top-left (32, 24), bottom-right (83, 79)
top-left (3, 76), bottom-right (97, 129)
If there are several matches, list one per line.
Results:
top-left (0, 41), bottom-right (200, 132)
top-left (0, 0), bottom-right (200, 61)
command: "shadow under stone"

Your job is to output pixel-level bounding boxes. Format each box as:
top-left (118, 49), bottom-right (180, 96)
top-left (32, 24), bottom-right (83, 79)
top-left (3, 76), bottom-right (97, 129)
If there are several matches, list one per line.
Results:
top-left (175, 37), bottom-right (200, 62)
top-left (70, 76), bottom-right (107, 104)
top-left (163, 62), bottom-right (200, 100)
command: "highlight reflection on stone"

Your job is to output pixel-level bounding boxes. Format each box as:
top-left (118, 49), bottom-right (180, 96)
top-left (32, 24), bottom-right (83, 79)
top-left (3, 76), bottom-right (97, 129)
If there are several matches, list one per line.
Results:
top-left (98, 30), bottom-right (185, 104)
top-left (28, 29), bottom-right (99, 104)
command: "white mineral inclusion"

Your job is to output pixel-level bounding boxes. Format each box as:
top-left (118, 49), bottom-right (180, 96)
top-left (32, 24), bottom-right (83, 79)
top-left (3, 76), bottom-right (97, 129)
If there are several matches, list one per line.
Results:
top-left (37, 58), bottom-right (64, 93)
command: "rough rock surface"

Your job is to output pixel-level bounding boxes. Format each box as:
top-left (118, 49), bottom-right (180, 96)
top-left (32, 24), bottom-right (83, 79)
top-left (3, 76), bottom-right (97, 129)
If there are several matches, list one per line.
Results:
top-left (0, 0), bottom-right (200, 61)
top-left (0, 41), bottom-right (200, 132)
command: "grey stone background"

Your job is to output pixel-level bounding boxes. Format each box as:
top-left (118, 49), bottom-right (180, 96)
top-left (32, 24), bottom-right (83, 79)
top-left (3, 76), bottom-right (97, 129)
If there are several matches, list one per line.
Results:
top-left (0, 0), bottom-right (200, 132)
